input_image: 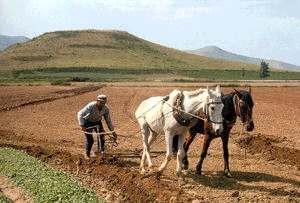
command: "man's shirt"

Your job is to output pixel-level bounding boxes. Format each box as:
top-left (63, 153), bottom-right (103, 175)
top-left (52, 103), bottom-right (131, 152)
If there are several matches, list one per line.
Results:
top-left (77, 101), bottom-right (114, 131)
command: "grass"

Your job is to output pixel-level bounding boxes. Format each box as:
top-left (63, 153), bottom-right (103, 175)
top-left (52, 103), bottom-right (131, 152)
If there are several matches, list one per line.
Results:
top-left (50, 79), bottom-right (71, 86)
top-left (0, 67), bottom-right (300, 84)
top-left (0, 147), bottom-right (102, 203)
top-left (0, 192), bottom-right (12, 203)
top-left (0, 30), bottom-right (259, 70)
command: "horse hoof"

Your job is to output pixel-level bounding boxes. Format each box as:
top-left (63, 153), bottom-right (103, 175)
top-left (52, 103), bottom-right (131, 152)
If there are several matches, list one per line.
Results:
top-left (176, 171), bottom-right (182, 177)
top-left (182, 164), bottom-right (189, 170)
top-left (195, 170), bottom-right (202, 176)
top-left (224, 170), bottom-right (233, 178)
top-left (140, 168), bottom-right (146, 175)
top-left (155, 170), bottom-right (162, 180)
top-left (195, 165), bottom-right (202, 175)
top-left (148, 165), bottom-right (154, 172)
top-left (156, 169), bottom-right (163, 174)
top-left (178, 176), bottom-right (186, 186)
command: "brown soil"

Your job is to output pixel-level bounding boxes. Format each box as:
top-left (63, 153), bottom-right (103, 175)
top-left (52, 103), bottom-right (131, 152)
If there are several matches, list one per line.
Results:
top-left (0, 85), bottom-right (104, 111)
top-left (0, 176), bottom-right (33, 202)
top-left (235, 132), bottom-right (300, 169)
top-left (0, 85), bottom-right (299, 202)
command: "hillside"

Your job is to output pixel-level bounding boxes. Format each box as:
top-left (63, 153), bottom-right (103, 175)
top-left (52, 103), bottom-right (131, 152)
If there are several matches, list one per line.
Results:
top-left (187, 46), bottom-right (300, 71)
top-left (0, 35), bottom-right (30, 51)
top-left (0, 30), bottom-right (258, 70)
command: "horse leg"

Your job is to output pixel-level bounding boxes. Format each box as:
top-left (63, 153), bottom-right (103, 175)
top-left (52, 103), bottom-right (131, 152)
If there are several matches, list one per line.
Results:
top-left (158, 132), bottom-right (173, 173)
top-left (176, 134), bottom-right (185, 177)
top-left (221, 133), bottom-right (232, 178)
top-left (182, 129), bottom-right (197, 170)
top-left (140, 124), bottom-right (151, 174)
top-left (146, 131), bottom-right (157, 171)
top-left (196, 134), bottom-right (212, 175)
top-left (172, 134), bottom-right (179, 155)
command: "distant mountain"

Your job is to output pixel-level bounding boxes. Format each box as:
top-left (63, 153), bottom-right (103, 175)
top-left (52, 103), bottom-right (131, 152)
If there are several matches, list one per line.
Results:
top-left (187, 46), bottom-right (300, 71)
top-left (0, 35), bottom-right (30, 51)
top-left (0, 30), bottom-right (258, 70)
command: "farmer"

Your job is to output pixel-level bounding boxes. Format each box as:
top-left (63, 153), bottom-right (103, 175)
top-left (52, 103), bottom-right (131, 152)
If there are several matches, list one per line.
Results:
top-left (77, 94), bottom-right (117, 159)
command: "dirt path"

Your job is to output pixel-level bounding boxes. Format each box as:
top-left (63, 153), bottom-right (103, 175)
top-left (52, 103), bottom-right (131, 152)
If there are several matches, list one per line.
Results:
top-left (0, 176), bottom-right (33, 203)
top-left (0, 85), bottom-right (299, 202)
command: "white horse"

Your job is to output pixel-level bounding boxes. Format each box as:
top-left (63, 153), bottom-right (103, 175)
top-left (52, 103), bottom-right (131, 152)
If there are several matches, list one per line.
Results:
top-left (135, 86), bottom-right (224, 176)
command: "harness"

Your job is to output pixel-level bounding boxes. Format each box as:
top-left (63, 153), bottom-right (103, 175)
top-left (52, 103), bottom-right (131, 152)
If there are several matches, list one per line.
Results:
top-left (172, 92), bottom-right (192, 126)
top-left (140, 92), bottom-right (223, 136)
top-left (172, 92), bottom-right (223, 127)
top-left (142, 95), bottom-right (169, 135)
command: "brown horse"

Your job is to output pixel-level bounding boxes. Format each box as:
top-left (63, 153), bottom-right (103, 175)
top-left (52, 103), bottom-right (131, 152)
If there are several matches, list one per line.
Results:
top-left (173, 88), bottom-right (254, 177)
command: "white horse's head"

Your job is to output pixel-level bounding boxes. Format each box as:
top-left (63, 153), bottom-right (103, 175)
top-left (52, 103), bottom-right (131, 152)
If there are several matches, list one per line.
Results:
top-left (205, 85), bottom-right (224, 135)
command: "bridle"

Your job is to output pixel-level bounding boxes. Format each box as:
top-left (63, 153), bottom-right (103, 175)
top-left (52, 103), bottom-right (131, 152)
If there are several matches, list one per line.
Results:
top-left (204, 100), bottom-right (224, 125)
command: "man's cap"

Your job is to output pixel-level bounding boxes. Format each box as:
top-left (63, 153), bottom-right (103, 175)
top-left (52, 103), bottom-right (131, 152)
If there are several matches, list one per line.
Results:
top-left (97, 94), bottom-right (107, 101)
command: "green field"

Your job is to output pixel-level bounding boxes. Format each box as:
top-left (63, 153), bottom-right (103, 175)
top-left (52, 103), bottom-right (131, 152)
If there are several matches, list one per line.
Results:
top-left (0, 67), bottom-right (300, 84)
top-left (1, 30), bottom-right (299, 83)
top-left (0, 192), bottom-right (11, 203)
top-left (0, 147), bottom-right (102, 202)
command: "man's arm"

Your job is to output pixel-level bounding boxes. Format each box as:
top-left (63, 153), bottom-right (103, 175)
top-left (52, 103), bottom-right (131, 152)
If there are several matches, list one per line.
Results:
top-left (77, 103), bottom-right (93, 126)
top-left (103, 108), bottom-right (114, 131)
top-left (103, 108), bottom-right (117, 141)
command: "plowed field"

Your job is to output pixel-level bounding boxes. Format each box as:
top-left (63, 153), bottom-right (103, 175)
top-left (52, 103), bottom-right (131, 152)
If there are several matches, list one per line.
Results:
top-left (0, 84), bottom-right (299, 202)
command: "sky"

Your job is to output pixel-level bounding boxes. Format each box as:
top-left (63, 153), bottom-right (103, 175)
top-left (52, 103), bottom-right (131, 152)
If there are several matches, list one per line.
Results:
top-left (1, 0), bottom-right (300, 65)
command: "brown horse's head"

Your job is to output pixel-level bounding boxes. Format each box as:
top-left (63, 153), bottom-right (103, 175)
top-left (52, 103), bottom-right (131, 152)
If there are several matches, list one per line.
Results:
top-left (233, 88), bottom-right (254, 131)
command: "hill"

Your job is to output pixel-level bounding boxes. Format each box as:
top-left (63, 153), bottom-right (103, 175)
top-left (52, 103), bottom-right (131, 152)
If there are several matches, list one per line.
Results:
top-left (187, 46), bottom-right (300, 71)
top-left (0, 35), bottom-right (30, 51)
top-left (0, 30), bottom-right (258, 70)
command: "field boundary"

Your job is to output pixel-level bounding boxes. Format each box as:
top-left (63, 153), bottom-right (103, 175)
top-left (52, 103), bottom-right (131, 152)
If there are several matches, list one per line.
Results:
top-left (101, 81), bottom-right (300, 87)
top-left (0, 85), bottom-right (103, 112)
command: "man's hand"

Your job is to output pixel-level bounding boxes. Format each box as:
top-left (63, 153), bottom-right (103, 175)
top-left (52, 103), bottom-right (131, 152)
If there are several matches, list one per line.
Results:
top-left (110, 131), bottom-right (118, 147)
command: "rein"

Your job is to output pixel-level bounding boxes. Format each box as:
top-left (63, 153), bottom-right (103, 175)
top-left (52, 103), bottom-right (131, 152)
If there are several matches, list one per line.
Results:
top-left (165, 102), bottom-right (207, 121)
top-left (82, 127), bottom-right (118, 147)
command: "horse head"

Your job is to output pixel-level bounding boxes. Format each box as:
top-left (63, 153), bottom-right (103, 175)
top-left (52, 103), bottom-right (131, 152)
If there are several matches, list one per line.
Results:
top-left (205, 85), bottom-right (224, 136)
top-left (233, 87), bottom-right (254, 131)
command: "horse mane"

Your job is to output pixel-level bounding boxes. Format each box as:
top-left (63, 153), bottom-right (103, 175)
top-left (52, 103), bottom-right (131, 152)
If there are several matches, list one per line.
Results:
top-left (167, 88), bottom-right (207, 106)
top-left (183, 88), bottom-right (206, 97)
top-left (231, 90), bottom-right (254, 107)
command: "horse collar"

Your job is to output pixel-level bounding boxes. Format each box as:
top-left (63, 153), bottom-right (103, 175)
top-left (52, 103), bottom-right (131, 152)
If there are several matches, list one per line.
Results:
top-left (172, 91), bottom-right (191, 126)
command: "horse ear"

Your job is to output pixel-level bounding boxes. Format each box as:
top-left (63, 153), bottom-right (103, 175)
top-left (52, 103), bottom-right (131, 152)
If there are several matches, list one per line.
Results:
top-left (248, 86), bottom-right (252, 94)
top-left (215, 85), bottom-right (221, 93)
top-left (234, 88), bottom-right (242, 99)
top-left (206, 86), bottom-right (212, 97)
top-left (205, 86), bottom-right (210, 95)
